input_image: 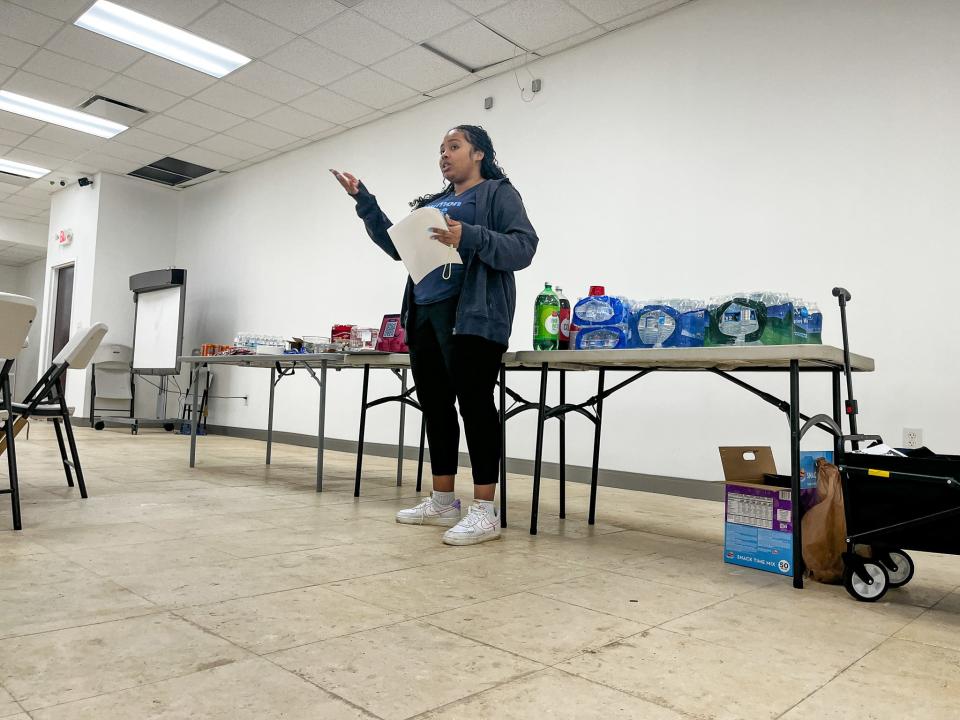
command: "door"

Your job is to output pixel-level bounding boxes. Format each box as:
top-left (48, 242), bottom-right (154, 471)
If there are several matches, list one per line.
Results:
top-left (52, 264), bottom-right (74, 392)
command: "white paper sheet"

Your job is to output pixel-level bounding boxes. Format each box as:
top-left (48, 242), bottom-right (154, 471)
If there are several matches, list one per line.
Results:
top-left (387, 207), bottom-right (462, 284)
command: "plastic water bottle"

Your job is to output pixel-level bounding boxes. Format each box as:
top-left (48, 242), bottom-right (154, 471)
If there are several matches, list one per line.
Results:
top-left (556, 287), bottom-right (571, 350)
top-left (533, 283), bottom-right (560, 350)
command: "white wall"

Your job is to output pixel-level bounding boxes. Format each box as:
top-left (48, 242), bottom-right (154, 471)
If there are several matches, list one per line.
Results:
top-left (0, 258), bottom-right (45, 399)
top-left (175, 0), bottom-right (960, 481)
top-left (0, 266), bottom-right (21, 292)
top-left (41, 179), bottom-right (101, 412)
top-left (41, 174), bottom-right (177, 414)
top-left (14, 258), bottom-right (45, 400)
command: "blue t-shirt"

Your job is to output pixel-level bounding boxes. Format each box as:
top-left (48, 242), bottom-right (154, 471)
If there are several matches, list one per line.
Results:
top-left (413, 182), bottom-right (482, 305)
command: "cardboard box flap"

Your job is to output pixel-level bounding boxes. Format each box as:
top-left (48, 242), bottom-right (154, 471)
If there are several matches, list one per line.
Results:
top-left (719, 446), bottom-right (777, 483)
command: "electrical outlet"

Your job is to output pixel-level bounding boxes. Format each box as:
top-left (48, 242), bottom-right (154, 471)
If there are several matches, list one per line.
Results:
top-left (902, 427), bottom-right (923, 449)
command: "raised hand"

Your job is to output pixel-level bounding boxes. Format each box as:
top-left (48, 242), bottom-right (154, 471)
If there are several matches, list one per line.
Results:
top-left (329, 169), bottom-right (360, 196)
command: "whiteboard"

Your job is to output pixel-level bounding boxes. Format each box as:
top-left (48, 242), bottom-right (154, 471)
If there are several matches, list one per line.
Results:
top-left (133, 286), bottom-right (183, 371)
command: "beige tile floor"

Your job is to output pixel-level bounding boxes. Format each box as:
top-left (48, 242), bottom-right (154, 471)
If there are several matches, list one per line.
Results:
top-left (1, 424), bottom-right (959, 719)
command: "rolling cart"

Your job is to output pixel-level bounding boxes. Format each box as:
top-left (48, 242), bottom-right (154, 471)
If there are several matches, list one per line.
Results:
top-left (829, 287), bottom-right (960, 601)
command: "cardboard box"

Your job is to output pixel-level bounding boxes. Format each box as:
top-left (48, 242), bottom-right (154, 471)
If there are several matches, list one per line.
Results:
top-left (720, 446), bottom-right (795, 577)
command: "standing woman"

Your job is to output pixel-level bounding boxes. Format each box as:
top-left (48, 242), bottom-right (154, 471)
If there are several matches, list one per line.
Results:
top-left (331, 125), bottom-right (538, 545)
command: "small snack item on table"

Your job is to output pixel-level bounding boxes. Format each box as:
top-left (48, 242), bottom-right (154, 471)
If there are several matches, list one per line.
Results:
top-left (331, 324), bottom-right (354, 350)
top-left (350, 326), bottom-right (379, 351)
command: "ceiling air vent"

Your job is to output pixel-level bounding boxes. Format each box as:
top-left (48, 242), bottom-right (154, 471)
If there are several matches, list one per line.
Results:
top-left (128, 157), bottom-right (215, 187)
top-left (78, 95), bottom-right (149, 126)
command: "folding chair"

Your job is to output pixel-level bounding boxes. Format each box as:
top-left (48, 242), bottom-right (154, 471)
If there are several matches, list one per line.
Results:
top-left (11, 323), bottom-right (108, 506)
top-left (0, 292), bottom-right (38, 531)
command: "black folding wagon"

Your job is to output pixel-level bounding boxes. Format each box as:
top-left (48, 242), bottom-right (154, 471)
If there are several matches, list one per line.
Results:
top-left (838, 449), bottom-right (960, 601)
top-left (827, 287), bottom-right (960, 602)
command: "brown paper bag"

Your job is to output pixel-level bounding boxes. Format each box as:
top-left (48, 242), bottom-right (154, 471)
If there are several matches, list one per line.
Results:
top-left (801, 459), bottom-right (847, 583)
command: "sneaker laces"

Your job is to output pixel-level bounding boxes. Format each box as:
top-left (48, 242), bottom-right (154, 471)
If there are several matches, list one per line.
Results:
top-left (455, 504), bottom-right (488, 529)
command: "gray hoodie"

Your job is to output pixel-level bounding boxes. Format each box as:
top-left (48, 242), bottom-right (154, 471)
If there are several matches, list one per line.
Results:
top-left (354, 178), bottom-right (539, 348)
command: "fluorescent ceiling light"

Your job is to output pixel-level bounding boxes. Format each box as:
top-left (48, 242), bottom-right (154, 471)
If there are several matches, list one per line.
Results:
top-left (0, 157), bottom-right (50, 179)
top-left (0, 91), bottom-right (128, 138)
top-left (76, 1), bottom-right (251, 78)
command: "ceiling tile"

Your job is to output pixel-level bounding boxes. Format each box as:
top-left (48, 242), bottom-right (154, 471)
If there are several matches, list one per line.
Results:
top-left (0, 128), bottom-right (28, 146)
top-left (328, 68), bottom-right (418, 109)
top-left (195, 134), bottom-right (268, 161)
top-left (46, 26), bottom-right (145, 72)
top-left (0, 35), bottom-right (35, 67)
top-left (357, 0), bottom-right (469, 43)
top-left (228, 0), bottom-right (344, 33)
top-left (172, 146), bottom-right (238, 170)
top-left (165, 99), bottom-right (245, 132)
top-left (99, 142), bottom-right (161, 165)
top-left (23, 50), bottom-right (113, 90)
top-left (535, 26), bottom-right (604, 55)
top-left (290, 87), bottom-right (373, 125)
top-left (602, 0), bottom-right (691, 29)
top-left (566, 0), bottom-right (662, 24)
top-left (0, 181), bottom-right (22, 194)
top-left (138, 115), bottom-right (215, 144)
top-left (428, 20), bottom-right (521, 70)
top-left (342, 110), bottom-right (385, 128)
top-left (97, 74), bottom-right (184, 113)
top-left (34, 125), bottom-right (106, 150)
top-left (3, 70), bottom-right (89, 107)
top-left (192, 83), bottom-right (279, 120)
top-left (112, 127), bottom-right (188, 156)
top-left (224, 121), bottom-right (299, 150)
top-left (18, 136), bottom-right (87, 161)
top-left (474, 53), bottom-right (532, 78)
top-left (0, 1), bottom-right (62, 45)
top-left (257, 106), bottom-right (333, 137)
top-left (0, 64), bottom-right (12, 84)
top-left (188, 4), bottom-right (295, 58)
top-left (277, 138), bottom-right (312, 154)
top-left (480, 0), bottom-right (595, 49)
top-left (372, 45), bottom-right (468, 93)
top-left (263, 39), bottom-right (360, 86)
top-left (4, 193), bottom-right (48, 209)
top-left (426, 74), bottom-right (479, 97)
top-left (307, 11), bottom-right (411, 66)
top-left (382, 94), bottom-right (430, 114)
top-left (73, 150), bottom-right (140, 174)
top-left (449, 0), bottom-right (511, 11)
top-left (310, 125), bottom-right (346, 141)
top-left (123, 55), bottom-right (218, 96)
top-left (118, 0), bottom-right (219, 26)
top-left (0, 109), bottom-right (43, 134)
top-left (225, 61), bottom-right (317, 104)
top-left (9, 0), bottom-right (89, 21)
top-left (4, 147), bottom-right (68, 170)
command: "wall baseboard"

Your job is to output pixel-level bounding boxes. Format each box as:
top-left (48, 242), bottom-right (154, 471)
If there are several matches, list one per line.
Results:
top-left (205, 425), bottom-right (723, 502)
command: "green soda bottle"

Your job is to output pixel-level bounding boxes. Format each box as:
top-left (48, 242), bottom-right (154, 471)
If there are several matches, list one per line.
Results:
top-left (533, 283), bottom-right (561, 350)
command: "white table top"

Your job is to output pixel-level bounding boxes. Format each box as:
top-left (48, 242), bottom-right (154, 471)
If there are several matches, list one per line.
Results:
top-left (179, 351), bottom-right (522, 370)
top-left (180, 345), bottom-right (872, 373)
top-left (512, 345), bottom-right (874, 372)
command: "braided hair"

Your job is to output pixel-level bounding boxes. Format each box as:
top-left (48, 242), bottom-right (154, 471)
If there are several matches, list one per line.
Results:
top-left (410, 125), bottom-right (508, 208)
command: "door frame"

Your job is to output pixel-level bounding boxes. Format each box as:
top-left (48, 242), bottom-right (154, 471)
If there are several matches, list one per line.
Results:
top-left (44, 261), bottom-right (76, 368)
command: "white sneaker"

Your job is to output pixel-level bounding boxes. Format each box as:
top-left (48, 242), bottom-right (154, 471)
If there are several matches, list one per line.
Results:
top-left (442, 504), bottom-right (502, 545)
top-left (396, 497), bottom-right (461, 527)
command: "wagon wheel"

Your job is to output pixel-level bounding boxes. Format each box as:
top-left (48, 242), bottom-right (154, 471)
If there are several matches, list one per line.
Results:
top-left (843, 561), bottom-right (889, 602)
top-left (878, 549), bottom-right (915, 588)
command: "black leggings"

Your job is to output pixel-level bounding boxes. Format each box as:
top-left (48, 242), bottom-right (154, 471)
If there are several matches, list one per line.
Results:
top-left (408, 297), bottom-right (505, 485)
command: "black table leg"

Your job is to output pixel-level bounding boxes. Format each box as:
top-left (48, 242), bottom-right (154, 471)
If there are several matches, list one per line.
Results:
top-left (499, 363), bottom-right (507, 528)
top-left (790, 359), bottom-right (804, 589)
top-left (266, 366), bottom-right (275, 465)
top-left (588, 369), bottom-right (606, 525)
top-left (530, 362), bottom-right (549, 535)
top-left (354, 365), bottom-right (370, 497)
top-left (559, 369), bottom-right (566, 519)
